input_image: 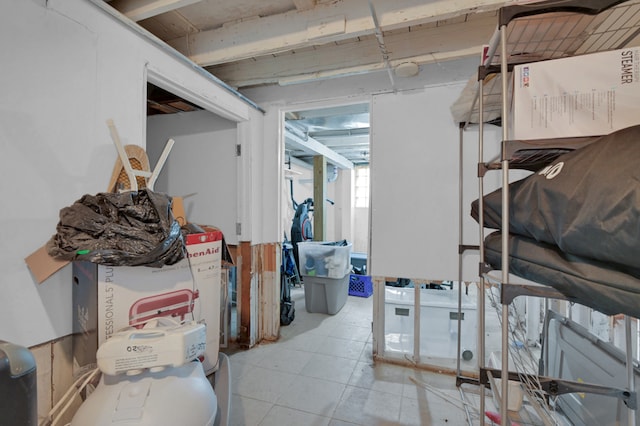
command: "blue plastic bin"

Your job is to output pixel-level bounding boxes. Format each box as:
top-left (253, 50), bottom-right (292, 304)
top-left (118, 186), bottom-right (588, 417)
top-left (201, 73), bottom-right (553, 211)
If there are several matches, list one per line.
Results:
top-left (349, 275), bottom-right (373, 298)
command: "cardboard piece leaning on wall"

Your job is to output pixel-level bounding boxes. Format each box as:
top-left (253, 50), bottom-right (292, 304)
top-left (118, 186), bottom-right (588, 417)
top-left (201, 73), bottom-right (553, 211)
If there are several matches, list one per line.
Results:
top-left (24, 246), bottom-right (71, 284)
top-left (25, 196), bottom-right (188, 284)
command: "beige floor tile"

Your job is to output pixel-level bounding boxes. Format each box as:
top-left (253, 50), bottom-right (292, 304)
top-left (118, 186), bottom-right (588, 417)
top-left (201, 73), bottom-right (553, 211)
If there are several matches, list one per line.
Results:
top-left (332, 385), bottom-right (402, 425)
top-left (329, 323), bottom-right (372, 342)
top-left (398, 391), bottom-right (472, 426)
top-left (401, 370), bottom-right (458, 400)
top-left (227, 342), bottom-right (278, 366)
top-left (328, 420), bottom-right (362, 426)
top-left (255, 346), bottom-right (315, 375)
top-left (348, 361), bottom-right (407, 397)
top-left (300, 353), bottom-right (358, 384)
top-left (225, 283), bottom-right (496, 425)
top-left (273, 329), bottom-right (325, 353)
top-left (275, 375), bottom-right (347, 416)
top-left (316, 336), bottom-right (367, 360)
top-left (234, 365), bottom-right (298, 403)
top-left (258, 405), bottom-right (331, 426)
top-left (229, 394), bottom-right (273, 426)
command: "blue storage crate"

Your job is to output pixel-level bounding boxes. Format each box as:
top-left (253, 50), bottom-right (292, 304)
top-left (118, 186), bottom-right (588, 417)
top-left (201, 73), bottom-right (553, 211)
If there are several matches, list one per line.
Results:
top-left (349, 274), bottom-right (373, 298)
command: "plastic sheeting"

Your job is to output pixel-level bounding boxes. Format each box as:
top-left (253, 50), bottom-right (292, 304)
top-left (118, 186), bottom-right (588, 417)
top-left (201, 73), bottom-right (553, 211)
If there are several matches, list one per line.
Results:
top-left (46, 189), bottom-right (184, 267)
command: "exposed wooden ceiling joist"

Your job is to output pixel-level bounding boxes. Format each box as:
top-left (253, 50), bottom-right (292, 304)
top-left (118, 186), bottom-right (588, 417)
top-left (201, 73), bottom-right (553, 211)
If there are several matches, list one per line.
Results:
top-left (285, 125), bottom-right (354, 169)
top-left (109, 0), bottom-right (203, 21)
top-left (103, 0), bottom-right (511, 166)
top-left (292, 0), bottom-right (316, 11)
top-left (166, 0), bottom-right (506, 67)
top-left (207, 11), bottom-right (497, 87)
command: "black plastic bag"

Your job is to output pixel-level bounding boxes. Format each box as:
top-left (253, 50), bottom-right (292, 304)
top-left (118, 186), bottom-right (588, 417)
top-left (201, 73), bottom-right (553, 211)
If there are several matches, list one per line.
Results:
top-left (471, 124), bottom-right (640, 270)
top-left (46, 189), bottom-right (184, 267)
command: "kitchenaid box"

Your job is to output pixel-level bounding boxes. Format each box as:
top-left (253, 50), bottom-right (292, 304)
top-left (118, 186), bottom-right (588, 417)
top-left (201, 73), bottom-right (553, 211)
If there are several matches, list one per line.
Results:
top-left (72, 230), bottom-right (222, 377)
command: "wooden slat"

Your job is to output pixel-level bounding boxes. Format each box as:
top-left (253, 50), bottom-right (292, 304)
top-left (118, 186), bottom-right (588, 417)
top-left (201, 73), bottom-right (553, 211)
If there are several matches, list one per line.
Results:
top-left (238, 241), bottom-right (252, 347)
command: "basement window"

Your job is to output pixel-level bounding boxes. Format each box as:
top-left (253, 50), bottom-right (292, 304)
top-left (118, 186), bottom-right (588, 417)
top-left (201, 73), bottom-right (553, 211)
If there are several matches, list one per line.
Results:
top-left (355, 165), bottom-right (369, 208)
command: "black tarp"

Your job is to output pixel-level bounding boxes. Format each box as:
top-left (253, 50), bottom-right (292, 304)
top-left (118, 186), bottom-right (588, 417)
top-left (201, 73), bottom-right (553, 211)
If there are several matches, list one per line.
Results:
top-left (46, 189), bottom-right (184, 267)
top-left (472, 124), bottom-right (640, 270)
top-left (484, 232), bottom-right (640, 318)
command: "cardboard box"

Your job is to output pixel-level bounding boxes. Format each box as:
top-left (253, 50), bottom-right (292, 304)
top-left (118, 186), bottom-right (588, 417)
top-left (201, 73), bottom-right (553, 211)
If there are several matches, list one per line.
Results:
top-left (512, 47), bottom-right (640, 140)
top-left (72, 230), bottom-right (222, 377)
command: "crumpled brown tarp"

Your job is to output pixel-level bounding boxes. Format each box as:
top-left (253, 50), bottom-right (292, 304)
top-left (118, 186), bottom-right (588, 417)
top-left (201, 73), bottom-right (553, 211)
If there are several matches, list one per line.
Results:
top-left (46, 189), bottom-right (184, 267)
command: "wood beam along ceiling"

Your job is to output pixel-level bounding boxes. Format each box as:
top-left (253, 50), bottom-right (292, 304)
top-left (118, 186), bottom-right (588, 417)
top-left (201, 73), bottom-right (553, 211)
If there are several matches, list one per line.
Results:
top-left (107, 0), bottom-right (505, 88)
top-left (166, 0), bottom-right (505, 66)
top-left (109, 0), bottom-right (203, 22)
top-left (207, 11), bottom-right (498, 87)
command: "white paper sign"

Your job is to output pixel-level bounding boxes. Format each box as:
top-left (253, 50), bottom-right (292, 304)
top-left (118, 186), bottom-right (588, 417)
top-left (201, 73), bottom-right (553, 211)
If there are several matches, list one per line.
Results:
top-left (513, 48), bottom-right (640, 139)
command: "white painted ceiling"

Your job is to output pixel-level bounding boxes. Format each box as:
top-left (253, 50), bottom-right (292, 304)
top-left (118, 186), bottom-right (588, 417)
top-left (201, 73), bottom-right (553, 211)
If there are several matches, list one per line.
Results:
top-left (104, 0), bottom-right (507, 167)
top-left (103, 0), bottom-right (640, 168)
top-left (104, 0), bottom-right (504, 90)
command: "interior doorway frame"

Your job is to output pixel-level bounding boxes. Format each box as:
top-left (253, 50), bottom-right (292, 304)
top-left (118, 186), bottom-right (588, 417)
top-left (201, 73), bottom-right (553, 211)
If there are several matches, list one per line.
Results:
top-left (278, 96), bottom-right (371, 340)
top-left (278, 97), bottom-right (371, 249)
top-left (143, 64), bottom-right (249, 347)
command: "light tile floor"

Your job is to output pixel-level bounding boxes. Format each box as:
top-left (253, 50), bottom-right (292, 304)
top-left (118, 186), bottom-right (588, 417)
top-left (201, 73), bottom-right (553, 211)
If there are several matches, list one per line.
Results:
top-left (223, 285), bottom-right (482, 426)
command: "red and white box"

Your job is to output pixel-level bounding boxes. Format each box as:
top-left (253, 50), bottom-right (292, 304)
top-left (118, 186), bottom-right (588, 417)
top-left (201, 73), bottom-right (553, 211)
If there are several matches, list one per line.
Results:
top-left (72, 230), bottom-right (223, 376)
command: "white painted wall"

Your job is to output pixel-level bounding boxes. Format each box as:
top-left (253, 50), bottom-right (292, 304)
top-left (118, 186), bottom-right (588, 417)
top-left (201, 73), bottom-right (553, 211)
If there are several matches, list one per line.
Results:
top-left (146, 110), bottom-right (239, 244)
top-left (283, 161), bottom-right (346, 243)
top-left (284, 162), bottom-right (314, 240)
top-left (353, 208), bottom-right (369, 254)
top-left (369, 87), bottom-right (459, 280)
top-left (370, 86), bottom-right (502, 281)
top-left (242, 59), bottom-right (503, 283)
top-left (0, 0), bottom-right (254, 347)
top-left (253, 107), bottom-right (280, 244)
top-left (0, 0), bottom-right (495, 349)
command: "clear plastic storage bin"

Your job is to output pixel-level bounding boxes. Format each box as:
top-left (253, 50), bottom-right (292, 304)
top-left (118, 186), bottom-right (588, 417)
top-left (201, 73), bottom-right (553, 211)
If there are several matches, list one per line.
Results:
top-left (298, 241), bottom-right (352, 315)
top-left (297, 241), bottom-right (352, 279)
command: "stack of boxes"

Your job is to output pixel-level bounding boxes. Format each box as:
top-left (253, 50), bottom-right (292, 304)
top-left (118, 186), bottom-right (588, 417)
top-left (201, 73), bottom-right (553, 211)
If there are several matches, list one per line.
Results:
top-left (72, 229), bottom-right (226, 376)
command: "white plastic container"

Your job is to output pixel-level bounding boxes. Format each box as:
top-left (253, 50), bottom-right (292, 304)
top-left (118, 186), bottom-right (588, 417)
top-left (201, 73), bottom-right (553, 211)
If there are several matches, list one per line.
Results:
top-left (384, 286), bottom-right (477, 360)
top-left (71, 361), bottom-right (217, 426)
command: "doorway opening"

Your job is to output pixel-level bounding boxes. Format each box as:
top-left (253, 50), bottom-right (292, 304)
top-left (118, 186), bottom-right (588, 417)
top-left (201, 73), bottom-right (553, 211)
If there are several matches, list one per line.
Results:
top-left (144, 75), bottom-right (240, 349)
top-left (281, 101), bottom-right (371, 328)
top-left (283, 102), bottom-right (370, 256)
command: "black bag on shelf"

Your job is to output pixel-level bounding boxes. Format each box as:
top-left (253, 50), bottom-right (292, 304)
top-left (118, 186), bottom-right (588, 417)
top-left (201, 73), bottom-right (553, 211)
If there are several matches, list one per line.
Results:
top-left (46, 189), bottom-right (184, 267)
top-left (471, 124), bottom-right (640, 270)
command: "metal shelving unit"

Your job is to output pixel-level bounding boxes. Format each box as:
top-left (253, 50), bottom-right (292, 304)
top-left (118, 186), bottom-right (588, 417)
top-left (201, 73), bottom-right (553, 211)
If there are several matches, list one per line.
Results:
top-left (455, 1), bottom-right (640, 424)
